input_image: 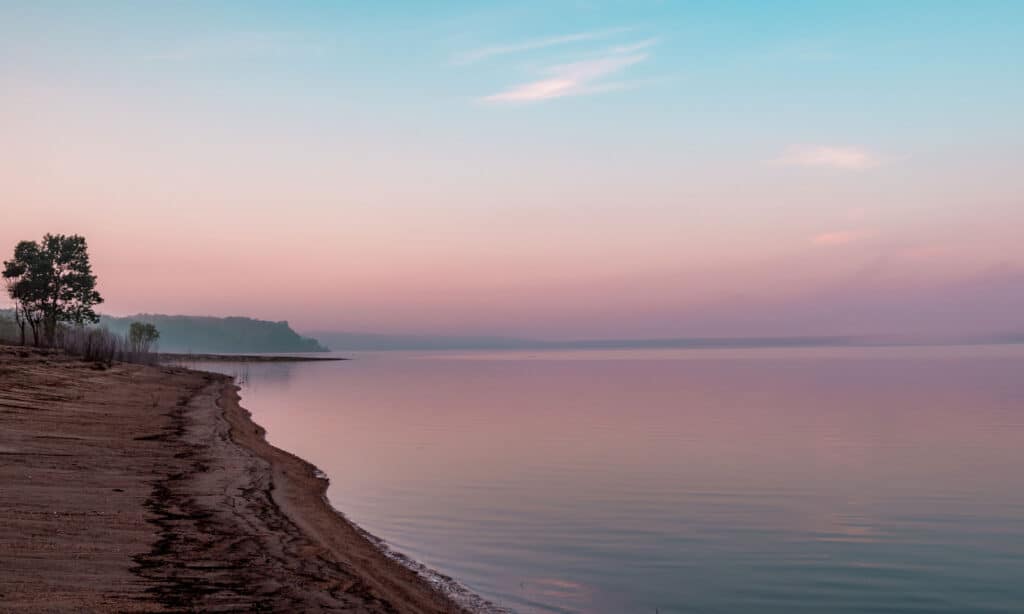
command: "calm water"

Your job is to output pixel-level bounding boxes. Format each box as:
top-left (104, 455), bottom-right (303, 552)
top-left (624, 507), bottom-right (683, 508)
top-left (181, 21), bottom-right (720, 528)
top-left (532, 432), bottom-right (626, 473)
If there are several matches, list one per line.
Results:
top-left (201, 346), bottom-right (1024, 613)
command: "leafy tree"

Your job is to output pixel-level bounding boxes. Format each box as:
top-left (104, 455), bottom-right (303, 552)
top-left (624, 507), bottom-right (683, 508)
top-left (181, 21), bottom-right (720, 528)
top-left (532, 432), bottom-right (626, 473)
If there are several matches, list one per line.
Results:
top-left (3, 241), bottom-right (47, 345)
top-left (129, 321), bottom-right (160, 354)
top-left (2, 234), bottom-right (104, 346)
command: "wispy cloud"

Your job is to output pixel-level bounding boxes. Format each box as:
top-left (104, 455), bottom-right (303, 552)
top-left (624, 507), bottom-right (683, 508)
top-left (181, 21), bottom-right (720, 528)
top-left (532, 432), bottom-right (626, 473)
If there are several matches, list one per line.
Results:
top-left (811, 230), bottom-right (867, 247)
top-left (773, 145), bottom-right (879, 170)
top-left (481, 43), bottom-right (653, 104)
top-left (454, 28), bottom-right (629, 65)
top-left (608, 38), bottom-right (659, 54)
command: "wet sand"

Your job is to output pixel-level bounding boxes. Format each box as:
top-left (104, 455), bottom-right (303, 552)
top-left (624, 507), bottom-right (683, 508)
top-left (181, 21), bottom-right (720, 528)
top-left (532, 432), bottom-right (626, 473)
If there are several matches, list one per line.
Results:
top-left (0, 346), bottom-right (465, 613)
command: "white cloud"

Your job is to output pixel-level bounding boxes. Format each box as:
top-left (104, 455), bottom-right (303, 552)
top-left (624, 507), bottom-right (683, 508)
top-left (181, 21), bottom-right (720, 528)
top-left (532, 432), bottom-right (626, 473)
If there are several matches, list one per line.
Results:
top-left (454, 29), bottom-right (629, 65)
top-left (811, 231), bottom-right (866, 247)
top-left (773, 145), bottom-right (879, 170)
top-left (482, 47), bottom-right (651, 103)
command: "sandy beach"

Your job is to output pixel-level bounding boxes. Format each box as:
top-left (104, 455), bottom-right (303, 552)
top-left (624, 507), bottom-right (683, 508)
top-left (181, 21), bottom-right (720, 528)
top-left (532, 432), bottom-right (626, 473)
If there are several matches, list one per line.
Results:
top-left (0, 345), bottom-right (465, 613)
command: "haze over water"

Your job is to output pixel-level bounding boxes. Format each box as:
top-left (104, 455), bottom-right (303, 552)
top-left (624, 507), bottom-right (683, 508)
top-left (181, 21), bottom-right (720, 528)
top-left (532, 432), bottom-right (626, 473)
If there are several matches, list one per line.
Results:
top-left (205, 345), bottom-right (1024, 613)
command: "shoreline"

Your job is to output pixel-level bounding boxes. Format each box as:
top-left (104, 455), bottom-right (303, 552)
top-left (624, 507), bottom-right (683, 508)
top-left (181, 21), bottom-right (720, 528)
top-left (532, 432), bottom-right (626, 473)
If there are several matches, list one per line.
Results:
top-left (159, 352), bottom-right (347, 362)
top-left (0, 346), bottom-right (467, 612)
top-left (221, 380), bottom-right (509, 614)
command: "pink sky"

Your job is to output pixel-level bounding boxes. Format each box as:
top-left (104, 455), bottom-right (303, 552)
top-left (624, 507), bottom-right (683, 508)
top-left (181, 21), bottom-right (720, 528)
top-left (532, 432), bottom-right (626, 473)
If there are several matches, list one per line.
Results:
top-left (2, 4), bottom-right (1022, 338)
top-left (2, 102), bottom-right (1021, 337)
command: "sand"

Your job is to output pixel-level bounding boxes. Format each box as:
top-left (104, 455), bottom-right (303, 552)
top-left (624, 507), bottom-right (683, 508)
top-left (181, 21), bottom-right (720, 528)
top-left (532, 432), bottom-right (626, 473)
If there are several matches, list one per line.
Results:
top-left (0, 346), bottom-right (466, 613)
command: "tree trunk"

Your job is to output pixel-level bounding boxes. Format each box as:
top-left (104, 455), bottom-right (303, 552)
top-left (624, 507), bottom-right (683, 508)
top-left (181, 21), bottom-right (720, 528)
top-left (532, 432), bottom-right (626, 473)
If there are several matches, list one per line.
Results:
top-left (43, 315), bottom-right (56, 347)
top-left (13, 306), bottom-right (26, 346)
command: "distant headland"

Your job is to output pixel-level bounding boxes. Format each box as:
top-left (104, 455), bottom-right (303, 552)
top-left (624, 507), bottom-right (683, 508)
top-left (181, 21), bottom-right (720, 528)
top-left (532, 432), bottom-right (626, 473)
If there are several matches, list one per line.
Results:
top-left (95, 313), bottom-right (330, 354)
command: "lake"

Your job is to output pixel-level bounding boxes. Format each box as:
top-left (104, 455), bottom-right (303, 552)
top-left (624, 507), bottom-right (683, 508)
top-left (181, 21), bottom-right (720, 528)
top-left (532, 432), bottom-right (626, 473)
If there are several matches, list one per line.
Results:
top-left (199, 346), bottom-right (1024, 613)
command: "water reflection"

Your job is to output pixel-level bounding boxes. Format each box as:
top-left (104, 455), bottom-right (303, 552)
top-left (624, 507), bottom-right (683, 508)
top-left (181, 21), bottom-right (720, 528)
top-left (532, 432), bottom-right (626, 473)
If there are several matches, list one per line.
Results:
top-left (198, 346), bottom-right (1024, 613)
top-left (181, 360), bottom-right (298, 386)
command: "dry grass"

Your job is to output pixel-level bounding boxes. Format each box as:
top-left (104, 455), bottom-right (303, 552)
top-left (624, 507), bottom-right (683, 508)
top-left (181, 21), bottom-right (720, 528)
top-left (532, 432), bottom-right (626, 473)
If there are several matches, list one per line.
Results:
top-left (0, 322), bottom-right (160, 366)
top-left (55, 326), bottom-right (159, 366)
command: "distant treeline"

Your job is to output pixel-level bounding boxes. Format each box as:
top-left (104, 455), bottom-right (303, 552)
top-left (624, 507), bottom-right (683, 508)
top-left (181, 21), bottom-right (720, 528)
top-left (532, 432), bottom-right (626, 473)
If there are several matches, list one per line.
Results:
top-left (100, 314), bottom-right (328, 354)
top-left (0, 308), bottom-right (327, 354)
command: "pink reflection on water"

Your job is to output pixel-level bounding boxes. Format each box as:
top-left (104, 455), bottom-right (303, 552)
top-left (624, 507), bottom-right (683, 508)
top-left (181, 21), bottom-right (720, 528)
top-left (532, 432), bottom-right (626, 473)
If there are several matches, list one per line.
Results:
top-left (219, 346), bottom-right (1024, 613)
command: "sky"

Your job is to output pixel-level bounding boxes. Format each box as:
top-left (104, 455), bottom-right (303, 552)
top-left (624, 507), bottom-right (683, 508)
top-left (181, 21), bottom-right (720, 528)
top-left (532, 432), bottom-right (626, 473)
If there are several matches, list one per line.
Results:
top-left (2, 1), bottom-right (1022, 339)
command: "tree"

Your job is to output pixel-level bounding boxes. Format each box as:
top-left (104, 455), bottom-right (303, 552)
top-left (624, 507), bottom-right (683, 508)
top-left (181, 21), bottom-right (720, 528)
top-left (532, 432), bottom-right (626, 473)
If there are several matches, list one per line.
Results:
top-left (3, 241), bottom-right (47, 345)
top-left (2, 234), bottom-right (104, 346)
top-left (129, 321), bottom-right (160, 354)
